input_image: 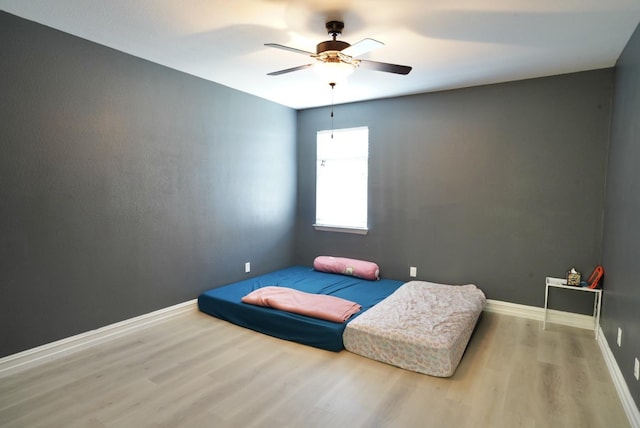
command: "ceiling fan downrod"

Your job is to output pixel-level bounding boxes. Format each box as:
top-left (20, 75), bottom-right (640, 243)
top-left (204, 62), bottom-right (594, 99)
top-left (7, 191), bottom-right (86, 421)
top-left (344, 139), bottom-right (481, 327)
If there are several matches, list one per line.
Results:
top-left (326, 20), bottom-right (344, 40)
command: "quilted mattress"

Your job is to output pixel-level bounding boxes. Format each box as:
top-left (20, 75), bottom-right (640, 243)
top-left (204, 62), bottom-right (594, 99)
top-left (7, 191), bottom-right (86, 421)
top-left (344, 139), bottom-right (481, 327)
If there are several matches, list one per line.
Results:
top-left (343, 280), bottom-right (486, 377)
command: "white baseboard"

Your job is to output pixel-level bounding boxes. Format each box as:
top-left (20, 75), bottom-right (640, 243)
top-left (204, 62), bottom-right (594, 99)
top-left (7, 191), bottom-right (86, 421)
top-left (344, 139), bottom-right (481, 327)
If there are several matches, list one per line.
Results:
top-left (598, 326), bottom-right (640, 428)
top-left (0, 299), bottom-right (198, 378)
top-left (0, 298), bottom-right (602, 378)
top-left (486, 299), bottom-right (640, 428)
top-left (484, 299), bottom-right (596, 330)
top-left (2, 297), bottom-right (638, 428)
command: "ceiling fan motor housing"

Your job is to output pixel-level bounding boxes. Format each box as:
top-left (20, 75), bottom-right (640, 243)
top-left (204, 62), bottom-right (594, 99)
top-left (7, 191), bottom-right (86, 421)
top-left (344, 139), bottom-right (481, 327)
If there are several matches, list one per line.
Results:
top-left (316, 40), bottom-right (350, 54)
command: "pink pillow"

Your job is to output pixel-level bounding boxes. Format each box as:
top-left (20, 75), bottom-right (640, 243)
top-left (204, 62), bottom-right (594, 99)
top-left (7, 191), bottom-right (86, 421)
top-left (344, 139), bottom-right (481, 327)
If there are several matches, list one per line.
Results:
top-left (313, 256), bottom-right (380, 281)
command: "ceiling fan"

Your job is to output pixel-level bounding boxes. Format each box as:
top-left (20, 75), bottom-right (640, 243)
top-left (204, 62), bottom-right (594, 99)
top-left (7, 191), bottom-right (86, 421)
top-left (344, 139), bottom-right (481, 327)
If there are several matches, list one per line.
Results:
top-left (265, 21), bottom-right (412, 82)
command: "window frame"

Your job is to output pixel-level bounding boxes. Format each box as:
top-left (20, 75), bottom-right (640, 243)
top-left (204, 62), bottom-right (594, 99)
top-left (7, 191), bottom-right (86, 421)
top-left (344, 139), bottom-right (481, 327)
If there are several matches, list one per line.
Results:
top-left (313, 126), bottom-right (369, 235)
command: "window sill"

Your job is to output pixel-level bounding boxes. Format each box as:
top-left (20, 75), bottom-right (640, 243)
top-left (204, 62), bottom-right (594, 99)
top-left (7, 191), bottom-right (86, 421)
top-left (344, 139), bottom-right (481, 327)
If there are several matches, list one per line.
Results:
top-left (313, 224), bottom-right (369, 235)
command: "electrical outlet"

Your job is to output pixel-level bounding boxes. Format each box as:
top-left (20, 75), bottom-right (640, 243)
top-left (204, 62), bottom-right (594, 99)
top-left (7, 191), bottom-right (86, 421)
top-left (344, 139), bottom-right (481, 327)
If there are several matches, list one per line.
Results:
top-left (409, 266), bottom-right (417, 278)
top-left (245, 262), bottom-right (251, 273)
top-left (617, 327), bottom-right (622, 347)
top-left (634, 358), bottom-right (639, 381)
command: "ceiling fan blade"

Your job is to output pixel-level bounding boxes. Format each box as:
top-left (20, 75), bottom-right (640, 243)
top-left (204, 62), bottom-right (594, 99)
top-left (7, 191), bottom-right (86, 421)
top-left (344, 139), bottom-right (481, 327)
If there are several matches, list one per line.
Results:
top-left (358, 60), bottom-right (412, 75)
top-left (341, 38), bottom-right (384, 58)
top-left (265, 43), bottom-right (314, 56)
top-left (267, 64), bottom-right (314, 76)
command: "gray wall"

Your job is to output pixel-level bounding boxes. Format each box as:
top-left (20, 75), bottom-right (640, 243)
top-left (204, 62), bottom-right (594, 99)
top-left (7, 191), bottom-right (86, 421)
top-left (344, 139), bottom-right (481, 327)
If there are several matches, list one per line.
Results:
top-left (2, 11), bottom-right (633, 401)
top-left (296, 70), bottom-right (613, 311)
top-left (602, 21), bottom-right (640, 408)
top-left (0, 12), bottom-right (297, 357)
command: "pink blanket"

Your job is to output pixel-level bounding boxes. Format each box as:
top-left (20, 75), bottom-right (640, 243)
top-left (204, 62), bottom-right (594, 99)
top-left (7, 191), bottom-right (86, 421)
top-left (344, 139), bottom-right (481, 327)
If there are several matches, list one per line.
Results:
top-left (241, 286), bottom-right (362, 323)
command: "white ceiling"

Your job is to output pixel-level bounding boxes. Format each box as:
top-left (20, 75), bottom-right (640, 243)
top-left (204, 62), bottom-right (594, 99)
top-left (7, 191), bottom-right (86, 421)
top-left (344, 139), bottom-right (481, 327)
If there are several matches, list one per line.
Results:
top-left (2, 1), bottom-right (640, 109)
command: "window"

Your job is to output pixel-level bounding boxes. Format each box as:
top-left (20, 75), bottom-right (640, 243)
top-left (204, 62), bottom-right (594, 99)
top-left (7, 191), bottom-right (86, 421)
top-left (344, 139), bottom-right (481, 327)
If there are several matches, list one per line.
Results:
top-left (314, 126), bottom-right (369, 234)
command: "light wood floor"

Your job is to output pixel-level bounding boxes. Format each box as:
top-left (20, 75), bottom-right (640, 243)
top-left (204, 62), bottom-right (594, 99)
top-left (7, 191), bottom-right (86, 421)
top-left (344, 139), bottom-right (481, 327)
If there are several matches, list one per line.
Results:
top-left (0, 310), bottom-right (629, 428)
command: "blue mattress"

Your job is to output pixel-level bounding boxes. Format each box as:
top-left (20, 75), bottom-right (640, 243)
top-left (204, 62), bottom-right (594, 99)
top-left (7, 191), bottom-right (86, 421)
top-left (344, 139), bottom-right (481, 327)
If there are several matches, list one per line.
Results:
top-left (198, 266), bottom-right (404, 351)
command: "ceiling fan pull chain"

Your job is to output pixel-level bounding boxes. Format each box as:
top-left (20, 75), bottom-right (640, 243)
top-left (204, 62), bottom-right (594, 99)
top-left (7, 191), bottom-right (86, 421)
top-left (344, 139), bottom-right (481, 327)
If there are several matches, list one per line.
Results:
top-left (330, 82), bottom-right (335, 138)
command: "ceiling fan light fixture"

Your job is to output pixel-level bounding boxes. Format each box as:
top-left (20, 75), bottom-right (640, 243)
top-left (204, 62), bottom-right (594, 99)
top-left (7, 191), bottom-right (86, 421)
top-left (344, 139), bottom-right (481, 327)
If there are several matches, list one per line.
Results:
top-left (313, 59), bottom-right (356, 85)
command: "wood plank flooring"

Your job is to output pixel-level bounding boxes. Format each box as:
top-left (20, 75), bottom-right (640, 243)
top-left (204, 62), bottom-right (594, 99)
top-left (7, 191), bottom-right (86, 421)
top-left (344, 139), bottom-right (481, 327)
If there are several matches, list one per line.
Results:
top-left (0, 311), bottom-right (629, 428)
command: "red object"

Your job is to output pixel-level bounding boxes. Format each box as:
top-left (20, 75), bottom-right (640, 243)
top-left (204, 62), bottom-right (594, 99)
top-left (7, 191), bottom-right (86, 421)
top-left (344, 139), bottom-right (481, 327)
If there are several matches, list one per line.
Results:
top-left (587, 265), bottom-right (604, 289)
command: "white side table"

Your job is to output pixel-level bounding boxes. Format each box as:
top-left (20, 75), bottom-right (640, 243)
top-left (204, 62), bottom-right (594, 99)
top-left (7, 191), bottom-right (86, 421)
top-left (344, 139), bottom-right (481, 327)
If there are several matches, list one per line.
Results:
top-left (543, 276), bottom-right (602, 339)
